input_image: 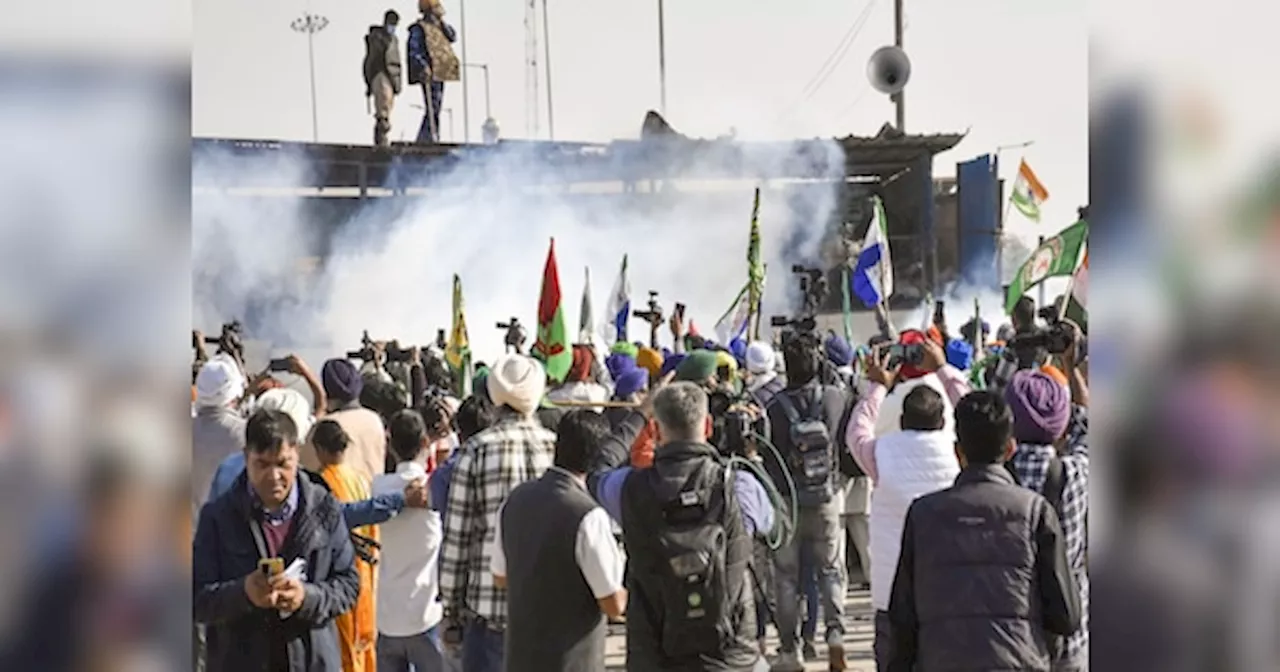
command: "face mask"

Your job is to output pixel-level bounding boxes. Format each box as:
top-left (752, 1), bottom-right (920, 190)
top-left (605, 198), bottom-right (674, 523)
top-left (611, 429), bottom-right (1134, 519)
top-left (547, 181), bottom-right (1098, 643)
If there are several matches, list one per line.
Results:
top-left (386, 24), bottom-right (397, 34)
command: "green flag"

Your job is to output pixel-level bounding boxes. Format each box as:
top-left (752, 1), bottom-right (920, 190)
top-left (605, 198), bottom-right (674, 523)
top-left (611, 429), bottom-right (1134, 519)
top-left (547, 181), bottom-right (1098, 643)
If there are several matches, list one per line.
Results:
top-left (1004, 219), bottom-right (1088, 313)
top-left (841, 267), bottom-right (854, 344)
top-left (533, 238), bottom-right (572, 382)
top-left (444, 274), bottom-right (472, 397)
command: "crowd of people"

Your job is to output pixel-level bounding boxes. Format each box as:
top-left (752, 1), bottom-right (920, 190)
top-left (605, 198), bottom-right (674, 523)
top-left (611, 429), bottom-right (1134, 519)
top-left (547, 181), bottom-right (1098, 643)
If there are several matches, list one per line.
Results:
top-left (191, 295), bottom-right (1089, 672)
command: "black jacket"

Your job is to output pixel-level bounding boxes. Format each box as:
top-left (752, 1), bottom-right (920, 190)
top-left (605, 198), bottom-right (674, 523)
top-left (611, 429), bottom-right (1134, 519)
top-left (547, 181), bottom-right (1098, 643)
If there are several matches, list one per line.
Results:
top-left (619, 442), bottom-right (760, 671)
top-left (887, 464), bottom-right (1081, 672)
top-left (193, 470), bottom-right (360, 672)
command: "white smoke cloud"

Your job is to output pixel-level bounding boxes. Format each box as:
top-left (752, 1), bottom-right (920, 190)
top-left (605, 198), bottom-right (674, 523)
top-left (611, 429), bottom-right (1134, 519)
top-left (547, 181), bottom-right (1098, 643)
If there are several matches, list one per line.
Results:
top-left (193, 139), bottom-right (849, 364)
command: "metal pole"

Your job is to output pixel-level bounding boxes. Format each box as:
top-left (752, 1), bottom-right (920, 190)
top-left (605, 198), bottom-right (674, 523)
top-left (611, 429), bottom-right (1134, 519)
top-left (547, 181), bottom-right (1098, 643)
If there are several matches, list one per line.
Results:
top-left (893, 0), bottom-right (904, 132)
top-left (542, 0), bottom-right (555, 139)
top-left (1036, 235), bottom-right (1048, 308)
top-left (465, 63), bottom-right (492, 118)
top-left (307, 30), bottom-right (319, 142)
top-left (658, 0), bottom-right (667, 115)
top-left (483, 65), bottom-right (491, 117)
top-left (291, 14), bottom-right (329, 143)
top-left (993, 141), bottom-right (1033, 289)
top-left (460, 0), bottom-right (470, 143)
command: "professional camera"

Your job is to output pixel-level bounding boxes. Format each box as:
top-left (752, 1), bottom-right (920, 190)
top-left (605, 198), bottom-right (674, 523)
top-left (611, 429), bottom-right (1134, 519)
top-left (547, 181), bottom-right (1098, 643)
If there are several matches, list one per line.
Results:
top-left (790, 265), bottom-right (829, 318)
top-left (203, 320), bottom-right (245, 359)
top-left (383, 340), bottom-right (429, 364)
top-left (1008, 320), bottom-right (1076, 357)
top-left (496, 318), bottom-right (527, 353)
top-left (346, 330), bottom-right (377, 361)
top-left (632, 290), bottom-right (664, 347)
top-left (708, 388), bottom-right (763, 458)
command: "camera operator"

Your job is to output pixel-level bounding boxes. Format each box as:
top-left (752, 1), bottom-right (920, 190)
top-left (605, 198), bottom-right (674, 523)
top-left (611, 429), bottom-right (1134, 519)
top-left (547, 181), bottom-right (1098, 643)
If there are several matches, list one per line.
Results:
top-left (761, 335), bottom-right (850, 671)
top-left (1010, 296), bottom-right (1047, 369)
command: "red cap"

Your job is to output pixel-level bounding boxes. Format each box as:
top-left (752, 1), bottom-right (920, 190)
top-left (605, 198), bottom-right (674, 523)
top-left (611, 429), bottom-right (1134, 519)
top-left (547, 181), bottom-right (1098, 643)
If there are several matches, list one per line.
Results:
top-left (898, 330), bottom-right (932, 380)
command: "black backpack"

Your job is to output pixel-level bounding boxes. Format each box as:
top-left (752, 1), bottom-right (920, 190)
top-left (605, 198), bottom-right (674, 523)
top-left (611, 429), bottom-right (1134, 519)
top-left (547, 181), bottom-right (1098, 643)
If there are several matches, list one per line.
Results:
top-left (651, 465), bottom-right (736, 659)
top-left (774, 387), bottom-right (835, 506)
top-left (833, 390), bottom-right (865, 479)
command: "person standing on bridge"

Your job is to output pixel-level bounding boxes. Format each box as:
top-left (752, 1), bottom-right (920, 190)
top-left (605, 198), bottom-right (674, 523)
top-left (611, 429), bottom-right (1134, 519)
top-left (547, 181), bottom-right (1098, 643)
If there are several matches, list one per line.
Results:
top-left (363, 9), bottom-right (402, 147)
top-left (406, 0), bottom-right (459, 144)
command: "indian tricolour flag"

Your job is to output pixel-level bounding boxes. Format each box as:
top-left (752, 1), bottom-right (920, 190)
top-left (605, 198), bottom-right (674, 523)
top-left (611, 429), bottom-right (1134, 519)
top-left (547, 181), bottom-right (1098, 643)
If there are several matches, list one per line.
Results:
top-left (1010, 159), bottom-right (1050, 223)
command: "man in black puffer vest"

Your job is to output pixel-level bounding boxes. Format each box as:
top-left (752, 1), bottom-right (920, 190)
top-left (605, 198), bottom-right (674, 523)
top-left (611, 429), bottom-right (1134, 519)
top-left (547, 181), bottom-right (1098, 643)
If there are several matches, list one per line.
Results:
top-left (591, 382), bottom-right (774, 672)
top-left (886, 391), bottom-right (1081, 672)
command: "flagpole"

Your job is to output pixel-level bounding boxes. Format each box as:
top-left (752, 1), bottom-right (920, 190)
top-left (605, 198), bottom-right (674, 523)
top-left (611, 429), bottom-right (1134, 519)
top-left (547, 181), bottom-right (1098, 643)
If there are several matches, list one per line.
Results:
top-left (1057, 240), bottom-right (1087, 322)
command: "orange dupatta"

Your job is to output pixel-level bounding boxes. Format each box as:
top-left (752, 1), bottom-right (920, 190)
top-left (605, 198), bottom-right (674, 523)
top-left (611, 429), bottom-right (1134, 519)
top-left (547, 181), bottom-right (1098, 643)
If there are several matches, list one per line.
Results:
top-left (320, 464), bottom-right (379, 672)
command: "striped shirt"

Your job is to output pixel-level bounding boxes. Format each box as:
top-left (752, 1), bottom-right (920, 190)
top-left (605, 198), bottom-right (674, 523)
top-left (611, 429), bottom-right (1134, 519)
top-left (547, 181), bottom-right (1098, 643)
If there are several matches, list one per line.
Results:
top-left (1009, 403), bottom-right (1089, 666)
top-left (438, 409), bottom-right (555, 629)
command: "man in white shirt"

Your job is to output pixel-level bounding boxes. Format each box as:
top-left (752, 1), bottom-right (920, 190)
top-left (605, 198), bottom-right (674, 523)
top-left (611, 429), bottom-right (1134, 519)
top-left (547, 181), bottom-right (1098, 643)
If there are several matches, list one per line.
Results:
top-left (372, 409), bottom-right (447, 672)
top-left (491, 411), bottom-right (626, 672)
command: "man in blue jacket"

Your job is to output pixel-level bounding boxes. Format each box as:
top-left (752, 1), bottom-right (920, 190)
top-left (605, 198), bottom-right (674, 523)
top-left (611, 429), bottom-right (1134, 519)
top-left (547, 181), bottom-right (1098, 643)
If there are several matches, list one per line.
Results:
top-left (194, 409), bottom-right (360, 671)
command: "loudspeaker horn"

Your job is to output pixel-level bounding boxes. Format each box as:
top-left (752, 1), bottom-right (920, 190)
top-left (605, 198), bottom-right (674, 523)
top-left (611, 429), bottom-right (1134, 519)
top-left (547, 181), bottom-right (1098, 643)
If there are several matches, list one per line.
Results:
top-left (867, 46), bottom-right (911, 95)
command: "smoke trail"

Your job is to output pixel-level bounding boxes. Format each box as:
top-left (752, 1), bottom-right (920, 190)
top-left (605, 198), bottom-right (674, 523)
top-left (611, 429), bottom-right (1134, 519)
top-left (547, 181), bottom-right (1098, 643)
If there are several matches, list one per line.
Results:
top-left (193, 139), bottom-right (849, 362)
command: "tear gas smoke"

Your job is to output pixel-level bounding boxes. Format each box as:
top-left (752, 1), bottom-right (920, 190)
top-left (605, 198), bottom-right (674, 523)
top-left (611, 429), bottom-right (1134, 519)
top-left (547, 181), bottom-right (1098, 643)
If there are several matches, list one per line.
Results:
top-left (193, 140), bottom-right (850, 363)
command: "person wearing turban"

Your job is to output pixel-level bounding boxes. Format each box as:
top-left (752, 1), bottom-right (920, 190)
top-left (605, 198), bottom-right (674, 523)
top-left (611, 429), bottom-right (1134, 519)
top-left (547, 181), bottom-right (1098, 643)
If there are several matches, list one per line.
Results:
top-left (192, 353), bottom-right (248, 524)
top-left (1002, 367), bottom-right (1090, 670)
top-left (635, 347), bottom-right (663, 382)
top-left (546, 344), bottom-right (609, 413)
top-left (306, 359), bottom-right (388, 485)
top-left (745, 341), bottom-right (784, 408)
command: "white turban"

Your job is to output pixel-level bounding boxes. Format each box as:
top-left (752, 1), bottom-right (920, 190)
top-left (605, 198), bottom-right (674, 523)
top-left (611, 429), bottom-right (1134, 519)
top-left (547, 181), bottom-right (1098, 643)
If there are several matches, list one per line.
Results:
top-left (256, 388), bottom-right (315, 439)
top-left (195, 354), bottom-right (245, 408)
top-left (745, 341), bottom-right (776, 375)
top-left (486, 355), bottom-right (546, 417)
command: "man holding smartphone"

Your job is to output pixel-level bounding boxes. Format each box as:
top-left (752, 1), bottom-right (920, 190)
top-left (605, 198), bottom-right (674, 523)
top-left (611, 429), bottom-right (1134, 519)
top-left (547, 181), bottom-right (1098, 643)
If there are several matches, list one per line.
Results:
top-left (194, 409), bottom-right (360, 671)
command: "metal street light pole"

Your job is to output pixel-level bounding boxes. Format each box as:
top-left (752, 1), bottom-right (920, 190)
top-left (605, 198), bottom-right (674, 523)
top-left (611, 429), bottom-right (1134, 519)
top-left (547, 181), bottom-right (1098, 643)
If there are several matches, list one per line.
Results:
top-left (459, 0), bottom-right (470, 143)
top-left (290, 13), bottom-right (329, 143)
top-left (542, 0), bottom-right (555, 140)
top-left (658, 0), bottom-right (667, 116)
top-left (893, 0), bottom-right (904, 132)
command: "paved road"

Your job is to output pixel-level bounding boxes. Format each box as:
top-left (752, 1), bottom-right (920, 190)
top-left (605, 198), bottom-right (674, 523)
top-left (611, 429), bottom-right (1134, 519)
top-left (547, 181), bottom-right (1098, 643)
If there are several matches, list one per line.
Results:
top-left (604, 587), bottom-right (877, 671)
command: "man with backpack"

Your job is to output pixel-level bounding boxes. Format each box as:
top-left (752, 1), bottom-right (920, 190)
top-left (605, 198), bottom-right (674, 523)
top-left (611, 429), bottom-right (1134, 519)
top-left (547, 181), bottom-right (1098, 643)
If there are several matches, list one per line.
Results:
top-left (363, 9), bottom-right (402, 147)
top-left (591, 382), bottom-right (775, 671)
top-left (762, 336), bottom-right (849, 671)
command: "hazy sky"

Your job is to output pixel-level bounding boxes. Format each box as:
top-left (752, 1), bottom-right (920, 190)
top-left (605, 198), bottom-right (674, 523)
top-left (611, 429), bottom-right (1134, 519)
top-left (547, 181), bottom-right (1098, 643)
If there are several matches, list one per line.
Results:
top-left (193, 0), bottom-right (1086, 238)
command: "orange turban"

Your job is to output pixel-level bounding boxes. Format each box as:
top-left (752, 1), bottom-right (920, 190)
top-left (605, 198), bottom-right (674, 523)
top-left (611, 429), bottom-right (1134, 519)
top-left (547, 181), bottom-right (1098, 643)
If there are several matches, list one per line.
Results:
top-left (636, 347), bottom-right (663, 379)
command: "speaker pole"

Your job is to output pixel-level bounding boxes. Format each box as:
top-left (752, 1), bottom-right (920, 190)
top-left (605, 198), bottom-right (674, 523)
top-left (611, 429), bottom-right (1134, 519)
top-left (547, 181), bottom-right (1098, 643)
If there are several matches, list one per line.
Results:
top-left (893, 0), bottom-right (905, 132)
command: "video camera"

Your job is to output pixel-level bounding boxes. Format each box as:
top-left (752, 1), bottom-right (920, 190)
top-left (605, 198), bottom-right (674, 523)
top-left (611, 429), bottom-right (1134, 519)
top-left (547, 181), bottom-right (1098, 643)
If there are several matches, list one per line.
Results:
top-left (496, 318), bottom-right (527, 354)
top-left (708, 388), bottom-right (763, 459)
top-left (1011, 308), bottom-right (1076, 357)
top-left (346, 330), bottom-right (377, 361)
top-left (203, 320), bottom-right (245, 359)
top-left (633, 290), bottom-right (664, 347)
top-left (792, 265), bottom-right (829, 317)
